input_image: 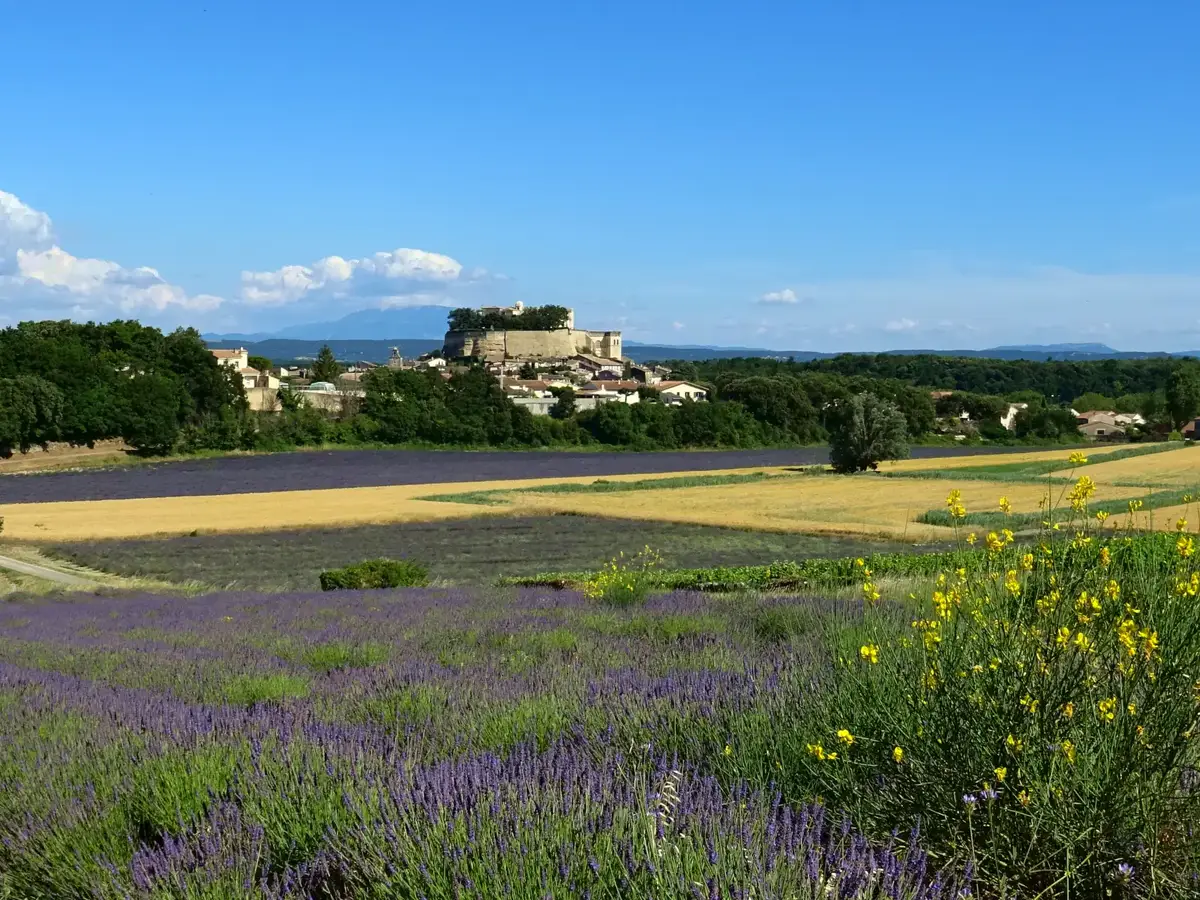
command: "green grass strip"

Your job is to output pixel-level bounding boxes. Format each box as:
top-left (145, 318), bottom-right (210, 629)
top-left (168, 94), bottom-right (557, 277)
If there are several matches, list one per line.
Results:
top-left (917, 485), bottom-right (1200, 530)
top-left (421, 469), bottom-right (817, 506)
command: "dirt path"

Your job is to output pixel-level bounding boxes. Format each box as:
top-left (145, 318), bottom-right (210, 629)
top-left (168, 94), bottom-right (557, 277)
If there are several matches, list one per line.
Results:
top-left (0, 553), bottom-right (97, 587)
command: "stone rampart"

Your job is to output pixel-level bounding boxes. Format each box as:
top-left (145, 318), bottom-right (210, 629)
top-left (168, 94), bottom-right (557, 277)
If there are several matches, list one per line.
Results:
top-left (445, 328), bottom-right (616, 361)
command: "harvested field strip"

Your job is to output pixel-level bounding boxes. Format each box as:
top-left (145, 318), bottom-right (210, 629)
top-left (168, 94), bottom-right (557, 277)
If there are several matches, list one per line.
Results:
top-left (498, 476), bottom-right (1149, 541)
top-left (1070, 442), bottom-right (1200, 486)
top-left (0, 467), bottom-right (788, 540)
top-left (886, 442), bottom-right (1188, 484)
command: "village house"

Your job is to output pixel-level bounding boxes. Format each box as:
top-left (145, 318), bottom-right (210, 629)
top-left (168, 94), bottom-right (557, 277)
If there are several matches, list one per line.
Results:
top-left (1075, 410), bottom-right (1125, 441)
top-left (654, 381), bottom-right (709, 403)
top-left (210, 347), bottom-right (280, 411)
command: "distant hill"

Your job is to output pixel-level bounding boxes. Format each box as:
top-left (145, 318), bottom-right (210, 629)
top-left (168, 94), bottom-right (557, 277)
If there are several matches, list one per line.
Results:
top-left (205, 338), bottom-right (442, 363)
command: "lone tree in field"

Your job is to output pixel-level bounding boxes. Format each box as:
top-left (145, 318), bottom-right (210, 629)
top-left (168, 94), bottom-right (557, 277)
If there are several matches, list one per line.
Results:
top-left (310, 345), bottom-right (342, 383)
top-left (827, 391), bottom-right (910, 473)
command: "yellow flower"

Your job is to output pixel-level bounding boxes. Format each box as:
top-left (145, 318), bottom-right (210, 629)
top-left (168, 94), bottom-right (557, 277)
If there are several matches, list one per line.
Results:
top-left (855, 557), bottom-right (865, 568)
top-left (1127, 702), bottom-right (1137, 717)
top-left (966, 532), bottom-right (977, 546)
top-left (723, 743), bottom-right (733, 757)
top-left (1104, 579), bottom-right (1121, 602)
top-left (1129, 499), bottom-right (1144, 513)
top-left (1017, 789), bottom-right (1031, 807)
top-left (1002, 528), bottom-right (1014, 545)
top-left (946, 489), bottom-right (962, 509)
top-left (1096, 510), bottom-right (1109, 524)
top-left (892, 746), bottom-right (904, 763)
top-left (999, 496), bottom-right (1012, 514)
top-left (1006, 734), bottom-right (1024, 754)
top-left (1056, 626), bottom-right (1072, 647)
top-left (836, 728), bottom-right (855, 746)
top-left (1100, 547), bottom-right (1111, 566)
top-left (862, 581), bottom-right (881, 604)
top-left (1062, 701), bottom-right (1075, 719)
top-left (1020, 552), bottom-right (1034, 571)
top-left (859, 643), bottom-right (880, 664)
top-left (1178, 517), bottom-right (1189, 533)
top-left (985, 532), bottom-right (1004, 553)
top-left (1068, 451), bottom-right (1089, 466)
top-left (1061, 740), bottom-right (1077, 764)
top-left (1098, 697), bottom-right (1118, 722)
top-left (1178, 536), bottom-right (1195, 559)
top-left (994, 766), bottom-right (1007, 783)
top-left (1004, 570), bottom-right (1021, 597)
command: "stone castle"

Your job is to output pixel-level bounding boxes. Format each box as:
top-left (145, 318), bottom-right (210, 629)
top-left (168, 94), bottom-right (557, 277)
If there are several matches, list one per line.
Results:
top-left (443, 302), bottom-right (622, 363)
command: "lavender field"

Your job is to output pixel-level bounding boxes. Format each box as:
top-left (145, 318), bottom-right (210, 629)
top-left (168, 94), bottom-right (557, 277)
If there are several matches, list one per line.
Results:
top-left (0, 585), bottom-right (968, 899)
top-left (0, 445), bottom-right (1026, 503)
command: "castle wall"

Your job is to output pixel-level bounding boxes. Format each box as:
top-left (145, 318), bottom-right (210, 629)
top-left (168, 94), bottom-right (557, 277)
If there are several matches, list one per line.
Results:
top-left (503, 329), bottom-right (578, 359)
top-left (445, 328), bottom-right (579, 360)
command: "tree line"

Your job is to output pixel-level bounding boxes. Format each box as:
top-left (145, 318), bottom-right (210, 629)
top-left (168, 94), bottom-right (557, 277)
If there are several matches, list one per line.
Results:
top-left (446, 305), bottom-right (572, 333)
top-left (0, 321), bottom-right (245, 457)
top-left (7, 321), bottom-right (1200, 460)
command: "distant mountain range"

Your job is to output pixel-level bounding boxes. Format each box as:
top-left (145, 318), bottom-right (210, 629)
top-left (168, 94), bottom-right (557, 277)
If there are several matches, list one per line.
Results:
top-left (203, 308), bottom-right (1200, 363)
top-left (204, 336), bottom-right (1200, 366)
top-left (205, 306), bottom-right (453, 343)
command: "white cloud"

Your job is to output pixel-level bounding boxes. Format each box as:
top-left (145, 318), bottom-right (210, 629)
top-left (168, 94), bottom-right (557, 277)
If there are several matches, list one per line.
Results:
top-left (759, 288), bottom-right (799, 304)
top-left (672, 321), bottom-right (685, 330)
top-left (0, 189), bottom-right (222, 320)
top-left (241, 248), bottom-right (475, 307)
top-left (885, 317), bottom-right (918, 332)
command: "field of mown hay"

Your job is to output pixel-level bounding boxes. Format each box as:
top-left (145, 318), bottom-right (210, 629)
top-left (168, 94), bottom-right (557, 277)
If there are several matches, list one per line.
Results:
top-left (501, 476), bottom-right (1149, 540)
top-left (2, 444), bottom-right (1196, 542)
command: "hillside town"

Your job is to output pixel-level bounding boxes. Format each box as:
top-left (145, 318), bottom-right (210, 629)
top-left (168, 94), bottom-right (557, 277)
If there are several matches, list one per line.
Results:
top-left (212, 303), bottom-right (709, 414)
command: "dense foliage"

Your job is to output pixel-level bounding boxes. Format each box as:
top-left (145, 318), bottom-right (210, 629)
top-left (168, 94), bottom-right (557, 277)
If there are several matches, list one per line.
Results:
top-left (683, 354), bottom-right (1185, 404)
top-left (0, 320), bottom-right (244, 456)
top-left (826, 392), bottom-right (911, 472)
top-left (447, 304), bottom-right (572, 332)
top-left (318, 558), bottom-right (429, 590)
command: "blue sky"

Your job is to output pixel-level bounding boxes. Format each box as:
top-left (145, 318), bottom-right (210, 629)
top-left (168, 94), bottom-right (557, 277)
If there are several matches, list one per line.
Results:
top-left (2, 1), bottom-right (1199, 350)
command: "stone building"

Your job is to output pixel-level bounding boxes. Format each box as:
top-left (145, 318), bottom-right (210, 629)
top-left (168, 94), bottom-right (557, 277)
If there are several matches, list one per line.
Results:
top-left (443, 304), bottom-right (621, 363)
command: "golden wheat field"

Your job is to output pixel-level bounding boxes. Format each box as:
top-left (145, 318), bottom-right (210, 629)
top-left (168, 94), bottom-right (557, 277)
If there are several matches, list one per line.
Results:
top-left (502, 477), bottom-right (1149, 540)
top-left (0, 468), bottom-right (773, 540)
top-left (2, 446), bottom-right (1196, 542)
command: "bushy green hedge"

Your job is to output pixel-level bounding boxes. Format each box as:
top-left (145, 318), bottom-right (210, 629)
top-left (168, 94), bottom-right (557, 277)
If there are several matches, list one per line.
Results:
top-left (319, 559), bottom-right (429, 591)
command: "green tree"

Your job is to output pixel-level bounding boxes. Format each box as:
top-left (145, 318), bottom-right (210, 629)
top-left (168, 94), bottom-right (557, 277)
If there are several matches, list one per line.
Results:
top-left (277, 387), bottom-right (304, 412)
top-left (1013, 403), bottom-right (1081, 440)
top-left (121, 374), bottom-right (183, 455)
top-left (827, 392), bottom-right (910, 473)
top-left (550, 387), bottom-right (577, 420)
top-left (310, 345), bottom-right (342, 383)
top-left (1166, 364), bottom-right (1200, 429)
top-left (248, 354), bottom-right (274, 373)
top-left (0, 376), bottom-right (65, 456)
top-left (1072, 391), bottom-right (1116, 413)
